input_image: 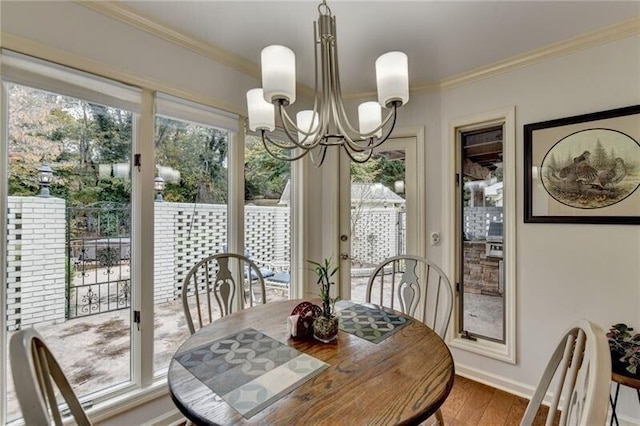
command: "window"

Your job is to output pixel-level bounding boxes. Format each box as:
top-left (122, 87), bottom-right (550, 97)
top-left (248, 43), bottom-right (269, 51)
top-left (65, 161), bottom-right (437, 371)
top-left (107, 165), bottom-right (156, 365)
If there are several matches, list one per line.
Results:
top-left (244, 134), bottom-right (291, 302)
top-left (2, 52), bottom-right (141, 423)
top-left (152, 97), bottom-right (232, 374)
top-left (0, 52), bottom-right (245, 424)
top-left (449, 107), bottom-right (516, 363)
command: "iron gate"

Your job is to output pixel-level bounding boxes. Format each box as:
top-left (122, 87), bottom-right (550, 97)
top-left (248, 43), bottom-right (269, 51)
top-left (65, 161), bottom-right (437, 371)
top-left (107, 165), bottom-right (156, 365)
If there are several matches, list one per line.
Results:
top-left (66, 202), bottom-right (131, 318)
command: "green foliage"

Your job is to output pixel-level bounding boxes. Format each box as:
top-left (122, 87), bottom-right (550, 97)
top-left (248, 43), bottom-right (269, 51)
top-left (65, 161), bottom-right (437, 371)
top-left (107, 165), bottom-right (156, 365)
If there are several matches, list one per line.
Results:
top-left (350, 154), bottom-right (405, 189)
top-left (607, 323), bottom-right (640, 376)
top-left (308, 258), bottom-right (340, 319)
top-left (244, 135), bottom-right (290, 200)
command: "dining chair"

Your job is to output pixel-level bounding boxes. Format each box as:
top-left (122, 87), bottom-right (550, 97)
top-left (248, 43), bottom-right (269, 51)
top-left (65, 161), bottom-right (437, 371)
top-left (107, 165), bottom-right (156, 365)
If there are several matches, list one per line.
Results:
top-left (367, 255), bottom-right (453, 426)
top-left (366, 255), bottom-right (454, 338)
top-left (10, 328), bottom-right (92, 426)
top-left (181, 252), bottom-right (267, 334)
top-left (520, 319), bottom-right (611, 426)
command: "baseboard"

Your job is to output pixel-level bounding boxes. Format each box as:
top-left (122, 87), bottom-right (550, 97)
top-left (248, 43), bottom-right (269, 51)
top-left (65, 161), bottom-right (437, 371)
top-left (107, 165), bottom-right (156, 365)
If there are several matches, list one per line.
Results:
top-left (455, 363), bottom-right (539, 401)
top-left (456, 363), bottom-right (640, 426)
top-left (141, 409), bottom-right (185, 426)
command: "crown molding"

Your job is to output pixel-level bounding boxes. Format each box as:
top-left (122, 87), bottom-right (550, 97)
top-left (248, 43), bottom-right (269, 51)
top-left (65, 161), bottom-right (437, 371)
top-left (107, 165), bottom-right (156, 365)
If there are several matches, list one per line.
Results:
top-left (74, 0), bottom-right (316, 100)
top-left (0, 32), bottom-right (246, 117)
top-left (434, 16), bottom-right (640, 93)
top-left (346, 17), bottom-right (640, 99)
top-left (14, 2), bottom-right (640, 101)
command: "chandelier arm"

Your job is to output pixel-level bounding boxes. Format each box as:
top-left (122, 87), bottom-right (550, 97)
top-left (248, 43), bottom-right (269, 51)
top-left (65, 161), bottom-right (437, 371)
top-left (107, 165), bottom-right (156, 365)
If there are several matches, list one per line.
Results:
top-left (329, 36), bottom-right (364, 139)
top-left (341, 102), bottom-right (398, 153)
top-left (309, 144), bottom-right (328, 167)
top-left (329, 39), bottom-right (394, 142)
top-left (362, 102), bottom-right (400, 149)
top-left (261, 130), bottom-right (312, 162)
top-left (343, 143), bottom-right (375, 164)
top-left (262, 131), bottom-right (298, 151)
top-left (278, 103), bottom-right (324, 149)
top-left (320, 30), bottom-right (333, 144)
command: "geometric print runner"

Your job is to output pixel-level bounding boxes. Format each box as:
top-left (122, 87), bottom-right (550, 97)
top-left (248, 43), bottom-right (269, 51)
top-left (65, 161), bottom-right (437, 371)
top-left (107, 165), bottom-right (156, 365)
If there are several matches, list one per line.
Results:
top-left (336, 301), bottom-right (412, 344)
top-left (174, 328), bottom-right (329, 418)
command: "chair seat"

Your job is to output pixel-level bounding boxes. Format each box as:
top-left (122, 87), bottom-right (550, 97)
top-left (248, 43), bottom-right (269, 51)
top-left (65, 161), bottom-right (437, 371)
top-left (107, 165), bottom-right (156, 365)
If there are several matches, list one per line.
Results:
top-left (269, 271), bottom-right (290, 284)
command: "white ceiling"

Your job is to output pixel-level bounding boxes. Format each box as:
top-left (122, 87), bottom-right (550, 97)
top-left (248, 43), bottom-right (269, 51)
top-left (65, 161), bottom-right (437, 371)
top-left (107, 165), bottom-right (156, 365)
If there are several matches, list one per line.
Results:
top-left (121, 1), bottom-right (639, 94)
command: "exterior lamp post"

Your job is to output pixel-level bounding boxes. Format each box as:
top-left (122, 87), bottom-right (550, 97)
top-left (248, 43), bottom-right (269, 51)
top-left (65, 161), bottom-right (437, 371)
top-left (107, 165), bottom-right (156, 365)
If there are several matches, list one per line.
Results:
top-left (394, 180), bottom-right (405, 195)
top-left (154, 175), bottom-right (165, 202)
top-left (37, 163), bottom-right (54, 197)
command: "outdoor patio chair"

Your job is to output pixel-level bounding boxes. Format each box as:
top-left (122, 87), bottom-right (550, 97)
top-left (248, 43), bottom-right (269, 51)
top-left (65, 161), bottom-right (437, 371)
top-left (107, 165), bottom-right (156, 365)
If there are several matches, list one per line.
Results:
top-left (10, 328), bottom-right (92, 426)
top-left (221, 245), bottom-right (290, 292)
top-left (520, 319), bottom-right (611, 426)
top-left (366, 254), bottom-right (454, 426)
top-left (181, 252), bottom-right (267, 334)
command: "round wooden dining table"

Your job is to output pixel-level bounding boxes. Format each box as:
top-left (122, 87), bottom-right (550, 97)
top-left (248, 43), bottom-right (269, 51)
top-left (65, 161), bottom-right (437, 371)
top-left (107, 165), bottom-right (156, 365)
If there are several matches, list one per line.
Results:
top-left (168, 299), bottom-right (454, 425)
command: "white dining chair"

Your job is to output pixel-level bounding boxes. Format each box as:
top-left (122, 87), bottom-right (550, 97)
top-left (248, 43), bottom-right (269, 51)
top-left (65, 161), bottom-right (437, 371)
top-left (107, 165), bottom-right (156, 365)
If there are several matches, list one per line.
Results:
top-left (366, 255), bottom-right (454, 338)
top-left (10, 327), bottom-right (92, 426)
top-left (181, 252), bottom-right (267, 334)
top-left (367, 254), bottom-right (454, 425)
top-left (520, 319), bottom-right (611, 426)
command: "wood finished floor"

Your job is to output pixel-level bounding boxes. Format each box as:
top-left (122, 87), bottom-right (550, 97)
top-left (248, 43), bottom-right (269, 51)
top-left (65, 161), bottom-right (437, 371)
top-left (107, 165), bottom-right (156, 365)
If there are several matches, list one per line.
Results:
top-left (436, 375), bottom-right (558, 426)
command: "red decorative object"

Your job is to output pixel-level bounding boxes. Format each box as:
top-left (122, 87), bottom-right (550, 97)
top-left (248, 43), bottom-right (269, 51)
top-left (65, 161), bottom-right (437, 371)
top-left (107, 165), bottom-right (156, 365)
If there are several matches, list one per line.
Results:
top-left (291, 302), bottom-right (322, 339)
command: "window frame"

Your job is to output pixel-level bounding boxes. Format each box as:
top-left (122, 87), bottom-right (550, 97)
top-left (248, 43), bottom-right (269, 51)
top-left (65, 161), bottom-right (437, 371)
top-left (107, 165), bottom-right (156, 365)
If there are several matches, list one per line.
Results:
top-left (447, 106), bottom-right (517, 364)
top-left (0, 51), bottom-right (248, 424)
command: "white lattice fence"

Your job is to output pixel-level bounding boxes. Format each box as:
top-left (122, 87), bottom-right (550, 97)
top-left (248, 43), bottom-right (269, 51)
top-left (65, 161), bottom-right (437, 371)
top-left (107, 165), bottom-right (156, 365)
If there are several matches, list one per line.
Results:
top-left (6, 197), bottom-right (66, 331)
top-left (6, 199), bottom-right (402, 328)
top-left (463, 206), bottom-right (503, 240)
top-left (351, 208), bottom-right (400, 267)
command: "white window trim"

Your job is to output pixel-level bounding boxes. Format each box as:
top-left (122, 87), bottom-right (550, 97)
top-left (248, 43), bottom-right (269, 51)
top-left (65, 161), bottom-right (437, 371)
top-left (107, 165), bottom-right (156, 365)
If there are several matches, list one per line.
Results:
top-left (446, 106), bottom-right (517, 364)
top-left (1, 81), bottom-right (10, 426)
top-left (0, 52), bottom-right (245, 424)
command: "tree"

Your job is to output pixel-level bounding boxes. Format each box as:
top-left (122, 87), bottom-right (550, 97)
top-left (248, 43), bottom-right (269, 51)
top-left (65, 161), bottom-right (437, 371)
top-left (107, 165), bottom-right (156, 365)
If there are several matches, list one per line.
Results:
top-left (244, 135), bottom-right (290, 201)
top-left (592, 139), bottom-right (608, 168)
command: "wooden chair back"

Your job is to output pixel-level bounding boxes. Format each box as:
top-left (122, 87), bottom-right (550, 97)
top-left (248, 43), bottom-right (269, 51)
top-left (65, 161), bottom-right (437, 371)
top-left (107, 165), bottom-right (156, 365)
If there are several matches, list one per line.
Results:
top-left (10, 328), bottom-right (92, 426)
top-left (181, 252), bottom-right (267, 334)
top-left (521, 320), bottom-right (611, 426)
top-left (366, 255), bottom-right (453, 337)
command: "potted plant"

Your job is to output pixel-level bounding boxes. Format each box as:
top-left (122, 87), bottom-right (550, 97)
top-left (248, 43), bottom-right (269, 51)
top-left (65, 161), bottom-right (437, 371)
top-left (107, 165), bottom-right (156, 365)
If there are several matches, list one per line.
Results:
top-left (308, 258), bottom-right (340, 343)
top-left (607, 323), bottom-right (640, 378)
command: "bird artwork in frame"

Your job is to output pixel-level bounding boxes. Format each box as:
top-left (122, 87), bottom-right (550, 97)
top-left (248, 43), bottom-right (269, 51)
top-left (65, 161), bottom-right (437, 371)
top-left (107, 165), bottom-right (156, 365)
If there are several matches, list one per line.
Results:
top-left (524, 105), bottom-right (640, 224)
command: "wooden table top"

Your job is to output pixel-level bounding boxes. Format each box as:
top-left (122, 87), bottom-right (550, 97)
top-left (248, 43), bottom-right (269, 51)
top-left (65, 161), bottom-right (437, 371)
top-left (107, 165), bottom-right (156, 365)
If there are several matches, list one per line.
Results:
top-left (168, 299), bottom-right (455, 425)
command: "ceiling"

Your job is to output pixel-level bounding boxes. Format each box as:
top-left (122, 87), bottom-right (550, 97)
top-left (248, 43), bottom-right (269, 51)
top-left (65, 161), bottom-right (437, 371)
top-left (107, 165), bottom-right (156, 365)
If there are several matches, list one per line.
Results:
top-left (120, 1), bottom-right (639, 94)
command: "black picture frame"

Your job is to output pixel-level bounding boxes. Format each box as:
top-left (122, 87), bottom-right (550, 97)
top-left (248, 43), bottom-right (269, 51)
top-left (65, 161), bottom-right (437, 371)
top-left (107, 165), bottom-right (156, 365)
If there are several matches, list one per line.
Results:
top-left (524, 105), bottom-right (640, 224)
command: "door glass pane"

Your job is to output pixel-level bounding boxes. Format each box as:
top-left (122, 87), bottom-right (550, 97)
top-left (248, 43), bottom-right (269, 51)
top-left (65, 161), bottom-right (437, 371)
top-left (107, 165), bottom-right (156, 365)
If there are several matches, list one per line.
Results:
top-left (5, 83), bottom-right (133, 422)
top-left (244, 134), bottom-right (291, 302)
top-left (349, 150), bottom-right (406, 303)
top-left (459, 126), bottom-right (505, 342)
top-left (153, 115), bottom-right (229, 374)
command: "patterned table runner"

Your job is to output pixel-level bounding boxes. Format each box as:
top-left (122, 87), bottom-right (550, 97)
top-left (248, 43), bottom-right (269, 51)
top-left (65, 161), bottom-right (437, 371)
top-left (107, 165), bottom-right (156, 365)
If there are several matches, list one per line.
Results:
top-left (174, 328), bottom-right (328, 418)
top-left (336, 301), bottom-right (412, 343)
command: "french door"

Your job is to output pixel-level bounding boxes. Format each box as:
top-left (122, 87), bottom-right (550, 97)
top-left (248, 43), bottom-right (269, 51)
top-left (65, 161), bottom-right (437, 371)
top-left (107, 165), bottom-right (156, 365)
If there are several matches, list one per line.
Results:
top-left (338, 135), bottom-right (423, 302)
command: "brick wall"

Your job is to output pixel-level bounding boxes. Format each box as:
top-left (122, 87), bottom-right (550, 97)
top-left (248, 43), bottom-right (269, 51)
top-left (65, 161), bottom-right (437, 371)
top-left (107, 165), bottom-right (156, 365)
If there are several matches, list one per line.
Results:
top-left (463, 241), bottom-right (502, 296)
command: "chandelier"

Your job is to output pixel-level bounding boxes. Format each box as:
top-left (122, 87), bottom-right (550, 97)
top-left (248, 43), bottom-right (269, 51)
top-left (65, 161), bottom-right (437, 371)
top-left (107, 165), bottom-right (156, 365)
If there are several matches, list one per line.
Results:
top-left (246, 0), bottom-right (409, 166)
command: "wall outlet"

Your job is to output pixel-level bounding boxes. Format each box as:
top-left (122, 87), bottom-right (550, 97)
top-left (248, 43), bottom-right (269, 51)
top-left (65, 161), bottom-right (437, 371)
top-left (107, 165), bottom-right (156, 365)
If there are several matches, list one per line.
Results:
top-left (430, 232), bottom-right (441, 246)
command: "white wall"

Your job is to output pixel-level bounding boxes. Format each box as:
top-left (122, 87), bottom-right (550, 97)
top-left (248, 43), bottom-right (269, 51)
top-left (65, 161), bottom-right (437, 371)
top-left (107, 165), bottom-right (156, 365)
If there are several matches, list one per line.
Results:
top-left (2, 0), bottom-right (640, 423)
top-left (432, 35), bottom-right (640, 422)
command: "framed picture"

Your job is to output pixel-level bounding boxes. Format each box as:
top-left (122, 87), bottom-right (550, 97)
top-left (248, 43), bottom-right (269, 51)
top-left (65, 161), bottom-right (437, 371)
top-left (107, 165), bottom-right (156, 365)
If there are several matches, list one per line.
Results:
top-left (524, 105), bottom-right (640, 224)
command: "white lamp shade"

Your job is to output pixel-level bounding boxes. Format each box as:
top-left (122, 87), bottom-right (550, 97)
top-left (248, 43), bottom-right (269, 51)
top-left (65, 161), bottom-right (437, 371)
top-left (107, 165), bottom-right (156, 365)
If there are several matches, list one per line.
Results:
top-left (262, 45), bottom-right (296, 105)
top-left (296, 110), bottom-right (319, 144)
top-left (376, 51), bottom-right (409, 108)
top-left (246, 88), bottom-right (275, 131)
top-left (358, 101), bottom-right (382, 138)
